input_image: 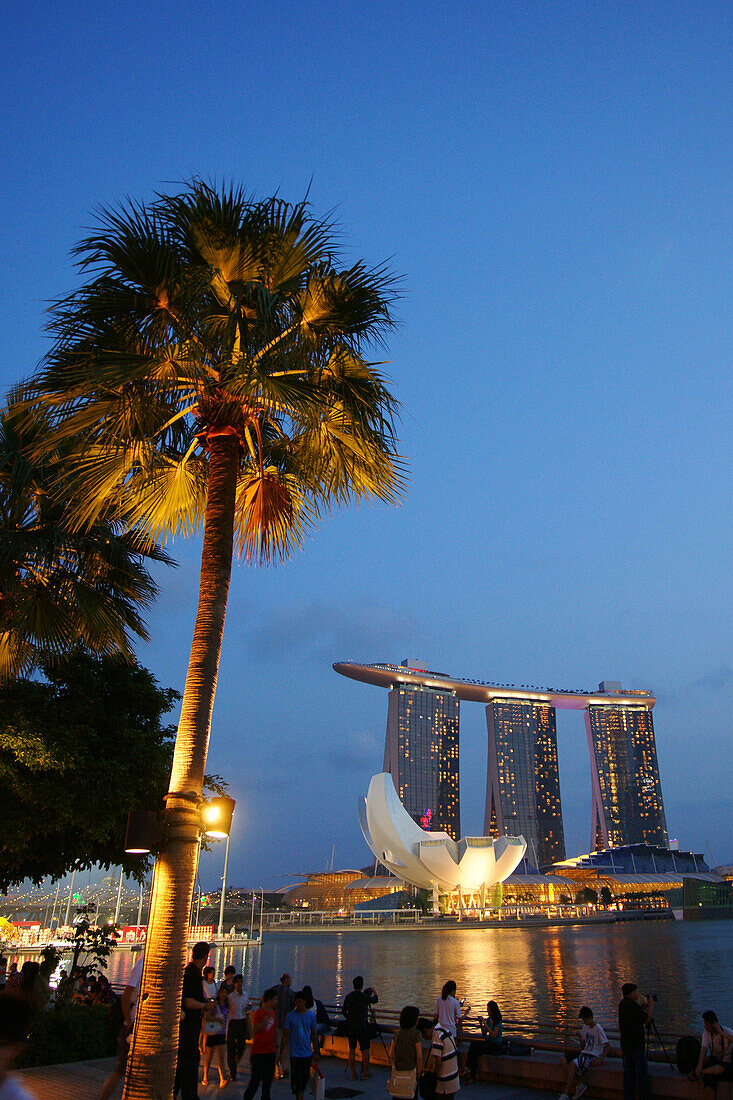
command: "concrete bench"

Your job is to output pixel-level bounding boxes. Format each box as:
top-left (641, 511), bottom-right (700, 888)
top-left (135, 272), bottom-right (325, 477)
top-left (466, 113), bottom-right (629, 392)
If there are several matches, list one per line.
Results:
top-left (320, 1033), bottom-right (733, 1099)
top-left (475, 1049), bottom-right (733, 1100)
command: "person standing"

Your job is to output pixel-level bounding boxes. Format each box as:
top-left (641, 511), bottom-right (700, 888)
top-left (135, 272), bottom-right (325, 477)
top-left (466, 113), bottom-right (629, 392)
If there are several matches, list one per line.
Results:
top-left (227, 973), bottom-right (249, 1082)
top-left (174, 941), bottom-right (215, 1100)
top-left (302, 985), bottom-right (330, 1050)
top-left (275, 972), bottom-right (295, 1079)
top-left (618, 983), bottom-right (653, 1100)
top-left (342, 975), bottom-right (379, 1080)
top-left (389, 1004), bottom-right (423, 1095)
top-left (434, 982), bottom-right (468, 1039)
top-left (244, 987), bottom-right (279, 1100)
top-left (282, 990), bottom-right (319, 1100)
top-left (202, 985), bottom-right (229, 1088)
top-left (427, 1022), bottom-right (460, 1098)
top-left (201, 966), bottom-right (218, 1056)
top-left (202, 966), bottom-right (218, 1000)
top-left (220, 965), bottom-right (237, 998)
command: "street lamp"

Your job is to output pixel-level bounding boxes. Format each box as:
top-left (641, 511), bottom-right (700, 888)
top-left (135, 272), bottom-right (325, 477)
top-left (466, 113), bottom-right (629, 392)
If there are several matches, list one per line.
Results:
top-left (202, 797), bottom-right (236, 937)
top-left (124, 794), bottom-right (235, 938)
top-left (201, 796), bottom-right (235, 840)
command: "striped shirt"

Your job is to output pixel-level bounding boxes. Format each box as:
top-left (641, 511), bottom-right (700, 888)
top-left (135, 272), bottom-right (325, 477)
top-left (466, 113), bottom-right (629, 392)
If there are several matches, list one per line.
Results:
top-left (431, 1027), bottom-right (460, 1095)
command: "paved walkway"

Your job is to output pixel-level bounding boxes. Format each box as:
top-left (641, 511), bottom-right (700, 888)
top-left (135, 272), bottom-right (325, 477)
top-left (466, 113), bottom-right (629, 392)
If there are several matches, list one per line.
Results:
top-left (17, 1056), bottom-right (557, 1100)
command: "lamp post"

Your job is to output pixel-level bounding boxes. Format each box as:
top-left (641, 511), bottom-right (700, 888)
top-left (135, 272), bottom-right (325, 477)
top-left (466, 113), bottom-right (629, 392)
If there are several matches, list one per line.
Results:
top-left (42, 879), bottom-right (52, 932)
top-left (136, 879), bottom-right (144, 930)
top-left (190, 836), bottom-right (202, 930)
top-left (63, 868), bottom-right (76, 927)
top-left (49, 880), bottom-right (62, 932)
top-left (217, 832), bottom-right (231, 938)
top-left (114, 867), bottom-right (125, 926)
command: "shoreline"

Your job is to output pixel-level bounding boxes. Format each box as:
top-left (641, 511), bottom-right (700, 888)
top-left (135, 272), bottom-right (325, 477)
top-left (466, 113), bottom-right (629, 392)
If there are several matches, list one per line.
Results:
top-left (264, 910), bottom-right (674, 933)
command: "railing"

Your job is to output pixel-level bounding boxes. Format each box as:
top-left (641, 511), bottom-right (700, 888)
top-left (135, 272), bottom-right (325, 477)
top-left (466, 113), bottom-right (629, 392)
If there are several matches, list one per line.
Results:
top-left (313, 1002), bottom-right (681, 1064)
top-left (99, 986), bottom-right (682, 1066)
top-left (263, 909), bottom-right (423, 927)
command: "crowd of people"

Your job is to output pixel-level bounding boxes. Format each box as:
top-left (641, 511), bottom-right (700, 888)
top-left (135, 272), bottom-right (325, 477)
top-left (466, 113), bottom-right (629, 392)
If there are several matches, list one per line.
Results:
top-left (0, 945), bottom-right (732, 1100)
top-left (160, 943), bottom-right (332, 1100)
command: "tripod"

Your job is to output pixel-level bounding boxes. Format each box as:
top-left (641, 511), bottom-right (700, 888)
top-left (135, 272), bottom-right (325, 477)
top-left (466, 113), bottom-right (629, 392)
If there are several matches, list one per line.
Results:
top-left (646, 1017), bottom-right (675, 1071)
top-left (369, 1002), bottom-right (391, 1061)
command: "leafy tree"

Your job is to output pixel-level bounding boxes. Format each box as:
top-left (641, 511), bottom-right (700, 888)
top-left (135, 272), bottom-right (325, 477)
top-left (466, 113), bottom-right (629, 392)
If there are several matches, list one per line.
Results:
top-left (0, 395), bottom-right (172, 680)
top-left (599, 885), bottom-right (613, 907)
top-left (27, 182), bottom-right (403, 1098)
top-left (55, 904), bottom-right (119, 1001)
top-left (575, 886), bottom-right (599, 905)
top-left (0, 651), bottom-right (179, 890)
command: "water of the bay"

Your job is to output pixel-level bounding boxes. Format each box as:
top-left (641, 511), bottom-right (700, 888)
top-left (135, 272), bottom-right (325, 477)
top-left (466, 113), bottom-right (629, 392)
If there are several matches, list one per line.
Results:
top-left (95, 920), bottom-right (730, 1034)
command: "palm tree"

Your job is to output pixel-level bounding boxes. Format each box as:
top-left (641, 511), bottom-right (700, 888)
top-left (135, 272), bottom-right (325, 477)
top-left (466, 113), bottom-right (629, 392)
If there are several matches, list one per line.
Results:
top-left (0, 393), bottom-right (170, 681)
top-left (29, 182), bottom-right (404, 1098)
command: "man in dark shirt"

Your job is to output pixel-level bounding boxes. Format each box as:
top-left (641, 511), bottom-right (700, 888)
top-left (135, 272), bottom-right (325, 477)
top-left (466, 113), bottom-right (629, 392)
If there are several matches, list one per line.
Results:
top-left (618, 982), bottom-right (653, 1100)
top-left (341, 975), bottom-right (378, 1080)
top-left (174, 941), bottom-right (214, 1100)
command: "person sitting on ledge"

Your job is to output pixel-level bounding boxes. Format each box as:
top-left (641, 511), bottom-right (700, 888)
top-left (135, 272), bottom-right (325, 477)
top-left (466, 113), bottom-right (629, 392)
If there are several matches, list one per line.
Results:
top-left (691, 1010), bottom-right (733, 1094)
top-left (559, 1006), bottom-right (609, 1100)
top-left (462, 1000), bottom-right (503, 1082)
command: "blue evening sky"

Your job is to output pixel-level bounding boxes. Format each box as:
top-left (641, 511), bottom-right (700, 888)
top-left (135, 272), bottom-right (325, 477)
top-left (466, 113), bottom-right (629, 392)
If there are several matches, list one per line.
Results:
top-left (1, 1), bottom-right (731, 889)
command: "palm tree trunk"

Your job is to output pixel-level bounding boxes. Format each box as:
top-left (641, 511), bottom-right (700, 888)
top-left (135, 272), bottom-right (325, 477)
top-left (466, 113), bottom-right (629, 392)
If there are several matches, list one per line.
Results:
top-left (123, 433), bottom-right (239, 1100)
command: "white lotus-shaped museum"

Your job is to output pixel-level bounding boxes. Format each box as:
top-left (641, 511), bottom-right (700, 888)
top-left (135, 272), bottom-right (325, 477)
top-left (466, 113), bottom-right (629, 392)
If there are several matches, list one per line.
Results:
top-left (360, 773), bottom-right (526, 893)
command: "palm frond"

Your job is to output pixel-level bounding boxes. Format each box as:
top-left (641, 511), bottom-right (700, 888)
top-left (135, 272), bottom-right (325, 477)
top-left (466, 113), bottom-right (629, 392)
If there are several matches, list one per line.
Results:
top-left (233, 466), bottom-right (316, 564)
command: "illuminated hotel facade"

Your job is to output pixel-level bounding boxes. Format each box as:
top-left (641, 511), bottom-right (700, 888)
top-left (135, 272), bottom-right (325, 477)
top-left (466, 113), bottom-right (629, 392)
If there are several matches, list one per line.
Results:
top-left (485, 699), bottom-right (566, 867)
top-left (586, 698), bottom-right (668, 849)
top-left (334, 662), bottom-right (667, 860)
top-left (381, 661), bottom-right (460, 839)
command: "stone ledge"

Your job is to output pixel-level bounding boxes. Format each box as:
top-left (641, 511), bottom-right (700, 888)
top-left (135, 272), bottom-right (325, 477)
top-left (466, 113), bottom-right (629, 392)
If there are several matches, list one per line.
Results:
top-left (320, 1033), bottom-right (733, 1100)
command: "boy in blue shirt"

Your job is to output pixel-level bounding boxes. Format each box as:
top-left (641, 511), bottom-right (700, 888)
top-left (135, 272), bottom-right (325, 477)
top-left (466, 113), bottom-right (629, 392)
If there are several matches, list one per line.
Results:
top-left (282, 990), bottom-right (319, 1100)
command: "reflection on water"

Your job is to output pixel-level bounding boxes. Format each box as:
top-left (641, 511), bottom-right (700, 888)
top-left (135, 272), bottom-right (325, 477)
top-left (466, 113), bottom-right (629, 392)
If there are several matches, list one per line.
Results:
top-left (44, 921), bottom-right (733, 1033)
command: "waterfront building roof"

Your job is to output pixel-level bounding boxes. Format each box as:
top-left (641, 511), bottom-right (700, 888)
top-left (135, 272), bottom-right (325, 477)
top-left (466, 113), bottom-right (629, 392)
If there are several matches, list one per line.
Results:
top-left (553, 843), bottom-right (707, 875)
top-left (506, 872), bottom-right (575, 886)
top-left (334, 661), bottom-right (655, 710)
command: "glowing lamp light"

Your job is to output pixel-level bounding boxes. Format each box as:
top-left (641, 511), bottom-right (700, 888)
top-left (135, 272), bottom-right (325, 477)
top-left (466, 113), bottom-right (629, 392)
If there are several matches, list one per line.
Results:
top-left (202, 796), bottom-right (235, 838)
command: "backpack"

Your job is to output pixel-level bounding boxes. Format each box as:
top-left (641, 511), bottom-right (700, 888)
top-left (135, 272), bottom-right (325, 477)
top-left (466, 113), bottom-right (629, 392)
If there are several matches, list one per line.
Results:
top-left (504, 1039), bottom-right (532, 1056)
top-left (676, 1036), bottom-right (702, 1075)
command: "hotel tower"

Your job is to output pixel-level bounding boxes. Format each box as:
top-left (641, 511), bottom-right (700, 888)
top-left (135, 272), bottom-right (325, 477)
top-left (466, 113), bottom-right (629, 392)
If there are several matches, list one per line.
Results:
top-left (484, 698), bottom-right (566, 867)
top-left (586, 687), bottom-right (668, 850)
top-left (381, 661), bottom-right (460, 839)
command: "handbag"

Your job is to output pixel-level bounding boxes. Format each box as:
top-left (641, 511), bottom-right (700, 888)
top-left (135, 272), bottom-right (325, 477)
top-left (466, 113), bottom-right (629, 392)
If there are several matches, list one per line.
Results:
top-left (418, 1069), bottom-right (437, 1100)
top-left (388, 1068), bottom-right (417, 1098)
top-left (310, 1063), bottom-right (326, 1100)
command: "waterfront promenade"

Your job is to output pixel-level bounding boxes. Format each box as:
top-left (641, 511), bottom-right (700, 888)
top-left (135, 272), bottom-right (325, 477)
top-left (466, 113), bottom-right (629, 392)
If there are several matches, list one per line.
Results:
top-left (18, 1056), bottom-right (554, 1100)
